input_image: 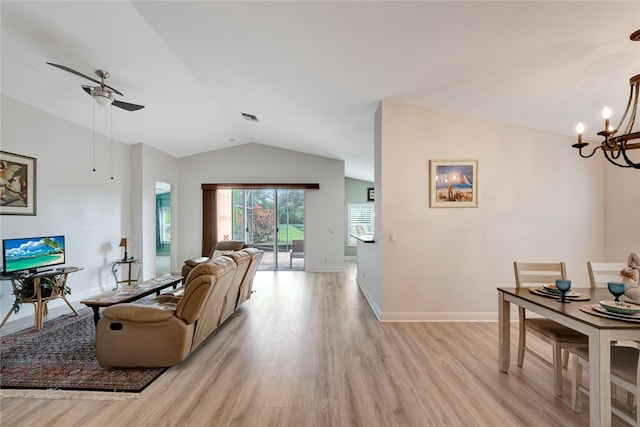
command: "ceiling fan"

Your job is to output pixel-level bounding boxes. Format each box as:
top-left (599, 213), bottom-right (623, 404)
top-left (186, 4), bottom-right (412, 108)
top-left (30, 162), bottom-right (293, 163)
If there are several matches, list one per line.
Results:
top-left (46, 62), bottom-right (145, 111)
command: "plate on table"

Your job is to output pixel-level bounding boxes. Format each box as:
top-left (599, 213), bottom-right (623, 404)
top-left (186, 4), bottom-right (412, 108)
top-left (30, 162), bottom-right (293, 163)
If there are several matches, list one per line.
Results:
top-left (592, 304), bottom-right (640, 320)
top-left (535, 287), bottom-right (580, 298)
top-left (599, 300), bottom-right (640, 315)
top-left (542, 284), bottom-right (562, 295)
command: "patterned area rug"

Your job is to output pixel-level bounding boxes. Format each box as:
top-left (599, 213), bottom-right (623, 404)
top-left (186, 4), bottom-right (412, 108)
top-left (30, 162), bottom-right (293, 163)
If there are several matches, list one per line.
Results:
top-left (0, 308), bottom-right (167, 393)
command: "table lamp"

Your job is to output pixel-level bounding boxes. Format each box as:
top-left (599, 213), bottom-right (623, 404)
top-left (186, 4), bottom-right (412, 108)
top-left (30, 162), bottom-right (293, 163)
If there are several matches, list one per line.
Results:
top-left (119, 238), bottom-right (128, 261)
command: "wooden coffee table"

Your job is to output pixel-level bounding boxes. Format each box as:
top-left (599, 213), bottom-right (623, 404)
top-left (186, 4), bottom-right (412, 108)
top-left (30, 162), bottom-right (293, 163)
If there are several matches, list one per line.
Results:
top-left (81, 275), bottom-right (182, 325)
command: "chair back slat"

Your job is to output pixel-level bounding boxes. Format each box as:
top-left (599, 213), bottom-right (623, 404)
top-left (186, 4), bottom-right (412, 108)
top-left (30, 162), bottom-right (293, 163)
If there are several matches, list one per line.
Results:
top-left (587, 262), bottom-right (628, 288)
top-left (513, 262), bottom-right (567, 288)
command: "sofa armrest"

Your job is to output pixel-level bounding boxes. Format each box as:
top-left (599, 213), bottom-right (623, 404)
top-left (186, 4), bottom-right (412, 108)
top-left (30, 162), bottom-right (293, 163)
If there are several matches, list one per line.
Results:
top-left (184, 257), bottom-right (210, 267)
top-left (155, 294), bottom-right (182, 304)
top-left (102, 303), bottom-right (175, 323)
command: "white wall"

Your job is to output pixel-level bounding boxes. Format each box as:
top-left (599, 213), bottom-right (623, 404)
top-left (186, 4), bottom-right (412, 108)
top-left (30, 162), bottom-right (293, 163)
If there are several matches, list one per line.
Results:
top-left (604, 163), bottom-right (640, 261)
top-left (177, 142), bottom-right (345, 272)
top-left (356, 239), bottom-right (381, 319)
top-left (375, 100), bottom-right (606, 320)
top-left (0, 95), bottom-right (132, 322)
top-left (354, 104), bottom-right (384, 318)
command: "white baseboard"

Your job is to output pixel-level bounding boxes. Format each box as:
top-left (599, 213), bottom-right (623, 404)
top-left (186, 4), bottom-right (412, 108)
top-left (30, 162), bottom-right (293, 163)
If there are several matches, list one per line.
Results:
top-left (306, 267), bottom-right (345, 273)
top-left (379, 312), bottom-right (519, 322)
top-left (379, 312), bottom-right (494, 322)
top-left (355, 277), bottom-right (381, 320)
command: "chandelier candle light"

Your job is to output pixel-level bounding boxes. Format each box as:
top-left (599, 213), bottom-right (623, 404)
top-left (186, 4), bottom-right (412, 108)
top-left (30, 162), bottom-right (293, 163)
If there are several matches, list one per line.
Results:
top-left (573, 29), bottom-right (640, 169)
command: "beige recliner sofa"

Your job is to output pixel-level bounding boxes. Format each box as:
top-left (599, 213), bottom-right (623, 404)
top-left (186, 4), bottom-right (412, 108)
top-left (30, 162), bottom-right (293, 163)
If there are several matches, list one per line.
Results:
top-left (96, 249), bottom-right (261, 368)
top-left (235, 248), bottom-right (263, 307)
top-left (181, 240), bottom-right (251, 282)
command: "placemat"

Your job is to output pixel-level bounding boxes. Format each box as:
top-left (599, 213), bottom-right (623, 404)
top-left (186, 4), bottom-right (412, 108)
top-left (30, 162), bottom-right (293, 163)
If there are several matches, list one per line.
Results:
top-left (529, 287), bottom-right (591, 301)
top-left (580, 304), bottom-right (640, 323)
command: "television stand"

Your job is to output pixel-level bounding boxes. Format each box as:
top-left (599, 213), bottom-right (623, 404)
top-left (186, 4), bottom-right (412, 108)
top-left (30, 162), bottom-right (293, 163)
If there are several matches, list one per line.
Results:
top-left (0, 266), bottom-right (83, 331)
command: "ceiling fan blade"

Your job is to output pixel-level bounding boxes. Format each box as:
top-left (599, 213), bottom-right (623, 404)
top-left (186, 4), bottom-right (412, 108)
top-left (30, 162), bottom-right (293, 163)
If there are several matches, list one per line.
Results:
top-left (47, 62), bottom-right (101, 85)
top-left (81, 85), bottom-right (92, 96)
top-left (102, 83), bottom-right (124, 97)
top-left (112, 100), bottom-right (145, 112)
top-left (48, 62), bottom-right (124, 96)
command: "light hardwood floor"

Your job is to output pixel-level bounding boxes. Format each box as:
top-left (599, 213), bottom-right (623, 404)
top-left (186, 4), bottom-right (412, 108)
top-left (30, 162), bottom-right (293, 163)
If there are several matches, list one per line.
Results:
top-left (0, 264), bottom-right (629, 426)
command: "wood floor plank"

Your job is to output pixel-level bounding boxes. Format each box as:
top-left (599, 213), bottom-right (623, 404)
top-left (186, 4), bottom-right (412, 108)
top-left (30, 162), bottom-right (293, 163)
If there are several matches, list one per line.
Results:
top-left (1, 263), bottom-right (630, 426)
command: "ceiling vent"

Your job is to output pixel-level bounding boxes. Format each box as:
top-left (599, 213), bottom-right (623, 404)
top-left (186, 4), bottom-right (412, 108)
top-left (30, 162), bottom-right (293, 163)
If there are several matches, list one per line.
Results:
top-left (241, 112), bottom-right (258, 122)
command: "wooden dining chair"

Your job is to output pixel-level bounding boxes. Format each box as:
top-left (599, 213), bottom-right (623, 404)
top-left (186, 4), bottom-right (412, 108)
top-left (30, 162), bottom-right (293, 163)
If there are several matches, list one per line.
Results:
top-left (588, 260), bottom-right (640, 395)
top-left (587, 261), bottom-right (633, 343)
top-left (570, 345), bottom-right (640, 426)
top-left (588, 262), bottom-right (629, 288)
top-left (513, 261), bottom-right (589, 397)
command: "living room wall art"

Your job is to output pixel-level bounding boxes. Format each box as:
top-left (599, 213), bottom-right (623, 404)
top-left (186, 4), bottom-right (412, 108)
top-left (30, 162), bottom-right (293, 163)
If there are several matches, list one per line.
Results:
top-left (429, 159), bottom-right (478, 208)
top-left (0, 151), bottom-right (36, 215)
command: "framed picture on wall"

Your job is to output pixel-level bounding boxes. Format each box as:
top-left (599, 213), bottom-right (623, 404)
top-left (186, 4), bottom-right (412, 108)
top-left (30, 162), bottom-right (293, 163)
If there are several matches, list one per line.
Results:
top-left (429, 160), bottom-right (478, 208)
top-left (367, 187), bottom-right (375, 202)
top-left (0, 151), bottom-right (37, 215)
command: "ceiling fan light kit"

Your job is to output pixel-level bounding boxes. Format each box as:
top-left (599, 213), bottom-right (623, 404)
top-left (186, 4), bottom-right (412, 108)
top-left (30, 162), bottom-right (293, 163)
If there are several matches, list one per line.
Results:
top-left (89, 69), bottom-right (115, 106)
top-left (572, 29), bottom-right (640, 169)
top-left (91, 87), bottom-right (115, 106)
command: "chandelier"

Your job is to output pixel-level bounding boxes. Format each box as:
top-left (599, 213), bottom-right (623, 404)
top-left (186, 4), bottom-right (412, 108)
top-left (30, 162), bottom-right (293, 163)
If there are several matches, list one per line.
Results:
top-left (573, 29), bottom-right (640, 169)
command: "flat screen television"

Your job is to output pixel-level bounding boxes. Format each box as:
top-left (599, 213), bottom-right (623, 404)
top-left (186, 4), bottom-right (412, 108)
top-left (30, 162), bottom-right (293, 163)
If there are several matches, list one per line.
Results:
top-left (2, 235), bottom-right (65, 274)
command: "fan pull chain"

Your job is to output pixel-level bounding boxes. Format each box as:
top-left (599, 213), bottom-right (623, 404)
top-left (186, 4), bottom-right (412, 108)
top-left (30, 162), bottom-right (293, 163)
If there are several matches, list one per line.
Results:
top-left (110, 105), bottom-right (114, 180)
top-left (92, 101), bottom-right (96, 172)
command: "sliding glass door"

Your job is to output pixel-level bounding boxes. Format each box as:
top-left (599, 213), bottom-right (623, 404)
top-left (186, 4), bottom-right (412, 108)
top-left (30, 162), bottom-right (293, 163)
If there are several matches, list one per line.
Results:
top-left (217, 188), bottom-right (305, 270)
top-left (277, 189), bottom-right (305, 270)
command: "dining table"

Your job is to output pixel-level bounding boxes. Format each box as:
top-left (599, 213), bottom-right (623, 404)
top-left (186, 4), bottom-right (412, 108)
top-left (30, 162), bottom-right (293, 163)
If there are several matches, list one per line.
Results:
top-left (498, 286), bottom-right (640, 427)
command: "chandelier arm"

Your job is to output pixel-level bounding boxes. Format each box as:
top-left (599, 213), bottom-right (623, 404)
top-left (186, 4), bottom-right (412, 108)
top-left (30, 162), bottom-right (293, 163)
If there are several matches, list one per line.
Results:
top-left (627, 82), bottom-right (639, 134)
top-left (608, 146), bottom-right (622, 160)
top-left (603, 148), bottom-right (633, 168)
top-left (614, 80), bottom-right (636, 134)
top-left (620, 143), bottom-right (640, 169)
top-left (574, 144), bottom-right (600, 159)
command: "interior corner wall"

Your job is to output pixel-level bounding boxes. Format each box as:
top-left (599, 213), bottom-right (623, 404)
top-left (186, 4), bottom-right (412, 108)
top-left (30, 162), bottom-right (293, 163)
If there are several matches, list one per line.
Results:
top-left (355, 103), bottom-right (383, 318)
top-left (378, 99), bottom-right (605, 320)
top-left (344, 177), bottom-right (374, 258)
top-left (604, 164), bottom-right (640, 261)
top-left (176, 143), bottom-right (345, 272)
top-left (0, 95), bottom-right (132, 322)
top-left (131, 143), bottom-right (179, 280)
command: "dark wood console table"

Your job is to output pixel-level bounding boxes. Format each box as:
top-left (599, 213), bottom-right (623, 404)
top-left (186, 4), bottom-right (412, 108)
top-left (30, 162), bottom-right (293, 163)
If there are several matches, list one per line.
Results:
top-left (0, 266), bottom-right (83, 331)
top-left (81, 275), bottom-right (182, 325)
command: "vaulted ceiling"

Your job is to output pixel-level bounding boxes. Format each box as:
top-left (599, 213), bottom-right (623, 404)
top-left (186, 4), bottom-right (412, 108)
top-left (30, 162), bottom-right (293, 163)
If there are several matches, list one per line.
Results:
top-left (2, 1), bottom-right (638, 181)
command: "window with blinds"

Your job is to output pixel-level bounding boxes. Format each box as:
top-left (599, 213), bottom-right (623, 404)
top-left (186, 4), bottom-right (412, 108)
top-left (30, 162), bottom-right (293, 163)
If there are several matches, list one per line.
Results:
top-left (348, 203), bottom-right (374, 246)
